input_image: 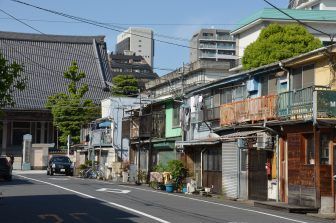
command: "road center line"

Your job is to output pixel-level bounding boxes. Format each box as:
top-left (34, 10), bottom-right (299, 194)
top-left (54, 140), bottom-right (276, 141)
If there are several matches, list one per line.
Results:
top-left (16, 175), bottom-right (170, 223)
top-left (95, 180), bottom-right (309, 223)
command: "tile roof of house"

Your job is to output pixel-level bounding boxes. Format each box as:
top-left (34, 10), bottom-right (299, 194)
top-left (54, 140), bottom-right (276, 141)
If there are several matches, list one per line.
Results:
top-left (0, 31), bottom-right (112, 111)
top-left (232, 8), bottom-right (336, 34)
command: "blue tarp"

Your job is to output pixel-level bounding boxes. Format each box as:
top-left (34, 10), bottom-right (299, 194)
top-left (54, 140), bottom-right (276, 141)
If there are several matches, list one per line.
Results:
top-left (98, 121), bottom-right (111, 127)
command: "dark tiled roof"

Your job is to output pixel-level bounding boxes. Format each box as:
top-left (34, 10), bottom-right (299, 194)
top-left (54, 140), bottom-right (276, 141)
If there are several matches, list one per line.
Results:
top-left (0, 31), bottom-right (112, 110)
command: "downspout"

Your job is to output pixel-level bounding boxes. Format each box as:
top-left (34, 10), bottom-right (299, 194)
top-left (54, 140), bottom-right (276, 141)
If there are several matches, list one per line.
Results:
top-left (201, 147), bottom-right (207, 187)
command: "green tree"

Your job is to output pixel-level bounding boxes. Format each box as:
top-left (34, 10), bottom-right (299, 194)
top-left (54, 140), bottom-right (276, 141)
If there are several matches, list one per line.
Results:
top-left (46, 61), bottom-right (99, 145)
top-left (111, 75), bottom-right (138, 97)
top-left (0, 52), bottom-right (26, 108)
top-left (242, 23), bottom-right (322, 70)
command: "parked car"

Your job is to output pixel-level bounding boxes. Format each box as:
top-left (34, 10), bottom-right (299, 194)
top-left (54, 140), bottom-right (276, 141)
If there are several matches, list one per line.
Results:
top-left (0, 156), bottom-right (12, 181)
top-left (47, 156), bottom-right (74, 176)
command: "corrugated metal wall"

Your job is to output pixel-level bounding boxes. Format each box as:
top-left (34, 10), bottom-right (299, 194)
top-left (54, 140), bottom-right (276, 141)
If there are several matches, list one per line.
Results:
top-left (222, 142), bottom-right (238, 199)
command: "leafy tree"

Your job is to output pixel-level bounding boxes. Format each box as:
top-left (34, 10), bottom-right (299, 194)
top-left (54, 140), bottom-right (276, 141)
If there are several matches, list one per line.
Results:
top-left (111, 75), bottom-right (138, 97)
top-left (46, 61), bottom-right (99, 145)
top-left (242, 23), bottom-right (322, 70)
top-left (0, 52), bottom-right (26, 108)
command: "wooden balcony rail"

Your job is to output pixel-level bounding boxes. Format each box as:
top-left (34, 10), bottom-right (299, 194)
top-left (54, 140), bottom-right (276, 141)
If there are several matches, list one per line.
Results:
top-left (220, 95), bottom-right (277, 126)
top-left (152, 112), bottom-right (165, 138)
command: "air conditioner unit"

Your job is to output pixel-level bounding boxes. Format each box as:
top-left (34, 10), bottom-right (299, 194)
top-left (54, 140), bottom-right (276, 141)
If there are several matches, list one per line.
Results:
top-left (254, 132), bottom-right (273, 149)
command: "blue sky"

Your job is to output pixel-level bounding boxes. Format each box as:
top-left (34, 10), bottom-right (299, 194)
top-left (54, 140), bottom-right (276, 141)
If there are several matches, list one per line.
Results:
top-left (0, 0), bottom-right (287, 75)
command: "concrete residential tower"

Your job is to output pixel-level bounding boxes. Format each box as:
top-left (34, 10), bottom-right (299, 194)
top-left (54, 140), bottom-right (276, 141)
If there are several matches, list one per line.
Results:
top-left (288, 0), bottom-right (336, 10)
top-left (189, 29), bottom-right (237, 66)
top-left (116, 27), bottom-right (154, 67)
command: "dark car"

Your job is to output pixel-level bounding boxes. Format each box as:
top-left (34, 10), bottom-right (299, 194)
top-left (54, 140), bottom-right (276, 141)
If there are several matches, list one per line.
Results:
top-left (47, 156), bottom-right (74, 176)
top-left (0, 156), bottom-right (12, 181)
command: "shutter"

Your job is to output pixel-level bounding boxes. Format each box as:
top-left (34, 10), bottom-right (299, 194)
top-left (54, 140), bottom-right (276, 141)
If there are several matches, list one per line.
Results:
top-left (222, 142), bottom-right (238, 199)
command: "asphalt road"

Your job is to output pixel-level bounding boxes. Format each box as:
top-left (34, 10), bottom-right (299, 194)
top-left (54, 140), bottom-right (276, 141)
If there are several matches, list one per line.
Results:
top-left (0, 172), bottom-right (333, 223)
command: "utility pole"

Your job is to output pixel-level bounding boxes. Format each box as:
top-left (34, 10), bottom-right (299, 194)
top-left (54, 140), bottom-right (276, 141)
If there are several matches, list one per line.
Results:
top-left (137, 89), bottom-right (142, 183)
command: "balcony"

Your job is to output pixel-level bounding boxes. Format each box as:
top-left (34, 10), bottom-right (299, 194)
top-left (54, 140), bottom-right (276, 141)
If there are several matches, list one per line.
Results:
top-left (199, 44), bottom-right (216, 49)
top-left (91, 129), bottom-right (112, 146)
top-left (220, 95), bottom-right (277, 126)
top-left (152, 112), bottom-right (165, 138)
top-left (278, 86), bottom-right (336, 120)
top-left (130, 113), bottom-right (157, 139)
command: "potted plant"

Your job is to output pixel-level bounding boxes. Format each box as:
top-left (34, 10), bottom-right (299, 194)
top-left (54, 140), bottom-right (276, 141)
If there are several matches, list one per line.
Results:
top-left (165, 160), bottom-right (187, 193)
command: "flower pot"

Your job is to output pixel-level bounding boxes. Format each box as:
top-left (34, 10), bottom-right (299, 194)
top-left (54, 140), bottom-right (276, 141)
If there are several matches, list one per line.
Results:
top-left (165, 183), bottom-right (174, 193)
top-left (182, 186), bottom-right (187, 193)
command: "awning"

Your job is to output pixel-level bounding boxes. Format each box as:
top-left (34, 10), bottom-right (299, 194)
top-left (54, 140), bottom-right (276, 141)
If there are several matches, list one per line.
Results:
top-left (152, 141), bottom-right (175, 150)
top-left (175, 138), bottom-right (221, 147)
top-left (220, 130), bottom-right (264, 140)
top-left (98, 121), bottom-right (111, 127)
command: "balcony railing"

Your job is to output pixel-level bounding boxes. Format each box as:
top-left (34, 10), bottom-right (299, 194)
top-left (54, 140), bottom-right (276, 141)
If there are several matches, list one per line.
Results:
top-left (220, 95), bottom-right (277, 126)
top-left (91, 129), bottom-right (112, 146)
top-left (199, 44), bottom-right (216, 49)
top-left (130, 114), bottom-right (152, 138)
top-left (278, 86), bottom-right (335, 120)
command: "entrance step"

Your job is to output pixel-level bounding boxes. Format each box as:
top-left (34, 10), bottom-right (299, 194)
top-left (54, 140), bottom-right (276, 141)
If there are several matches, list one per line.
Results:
top-left (254, 201), bottom-right (319, 214)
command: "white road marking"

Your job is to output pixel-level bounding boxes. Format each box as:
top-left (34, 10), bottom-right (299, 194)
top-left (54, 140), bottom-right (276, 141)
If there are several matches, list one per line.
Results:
top-left (49, 178), bottom-right (69, 181)
top-left (96, 188), bottom-right (131, 194)
top-left (16, 175), bottom-right (170, 223)
top-left (96, 181), bottom-right (310, 223)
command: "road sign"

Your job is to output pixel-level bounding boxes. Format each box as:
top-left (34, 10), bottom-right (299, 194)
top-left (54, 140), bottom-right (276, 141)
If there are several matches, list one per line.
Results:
top-left (96, 188), bottom-right (131, 194)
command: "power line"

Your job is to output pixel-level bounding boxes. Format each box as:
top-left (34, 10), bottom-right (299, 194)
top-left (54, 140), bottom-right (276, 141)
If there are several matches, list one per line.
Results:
top-left (10, 0), bottom-right (200, 50)
top-left (0, 17), bottom-right (242, 26)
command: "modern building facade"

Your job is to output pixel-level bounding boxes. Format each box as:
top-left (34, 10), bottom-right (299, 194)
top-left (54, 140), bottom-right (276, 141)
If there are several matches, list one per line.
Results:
top-left (116, 27), bottom-right (154, 67)
top-left (109, 52), bottom-right (158, 90)
top-left (288, 0), bottom-right (336, 10)
top-left (190, 29), bottom-right (237, 66)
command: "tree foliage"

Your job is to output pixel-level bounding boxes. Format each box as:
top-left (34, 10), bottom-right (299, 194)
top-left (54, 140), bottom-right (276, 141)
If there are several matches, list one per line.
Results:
top-left (0, 52), bottom-right (26, 108)
top-left (111, 75), bottom-right (139, 97)
top-left (242, 23), bottom-right (322, 70)
top-left (46, 61), bottom-right (99, 145)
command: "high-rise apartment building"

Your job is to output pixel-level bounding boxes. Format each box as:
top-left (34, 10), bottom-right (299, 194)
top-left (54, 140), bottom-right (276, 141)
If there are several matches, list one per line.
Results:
top-left (189, 29), bottom-right (237, 66)
top-left (288, 0), bottom-right (336, 10)
top-left (116, 27), bottom-right (154, 67)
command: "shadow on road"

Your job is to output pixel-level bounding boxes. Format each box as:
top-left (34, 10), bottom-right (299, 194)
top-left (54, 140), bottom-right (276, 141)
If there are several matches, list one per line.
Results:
top-left (0, 177), bottom-right (34, 185)
top-left (0, 194), bottom-right (141, 223)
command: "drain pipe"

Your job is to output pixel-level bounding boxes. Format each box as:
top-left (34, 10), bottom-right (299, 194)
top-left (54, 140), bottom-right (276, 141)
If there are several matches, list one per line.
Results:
top-left (201, 147), bottom-right (207, 187)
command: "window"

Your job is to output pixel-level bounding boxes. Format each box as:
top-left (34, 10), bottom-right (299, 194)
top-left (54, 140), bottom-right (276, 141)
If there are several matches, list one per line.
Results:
top-left (172, 103), bottom-right (180, 128)
top-left (220, 88), bottom-right (233, 104)
top-left (320, 134), bottom-right (330, 164)
top-left (138, 45), bottom-right (142, 47)
top-left (290, 64), bottom-right (314, 90)
top-left (303, 134), bottom-right (315, 164)
top-left (233, 85), bottom-right (246, 101)
top-left (260, 76), bottom-right (268, 96)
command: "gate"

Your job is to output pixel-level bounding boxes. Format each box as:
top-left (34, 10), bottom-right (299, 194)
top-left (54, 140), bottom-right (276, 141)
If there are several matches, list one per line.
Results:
top-left (248, 149), bottom-right (268, 200)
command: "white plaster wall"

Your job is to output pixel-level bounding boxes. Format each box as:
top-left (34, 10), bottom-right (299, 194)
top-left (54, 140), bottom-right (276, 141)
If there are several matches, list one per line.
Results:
top-left (237, 21), bottom-right (336, 58)
top-left (321, 0), bottom-right (336, 10)
top-left (237, 23), bottom-right (264, 57)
